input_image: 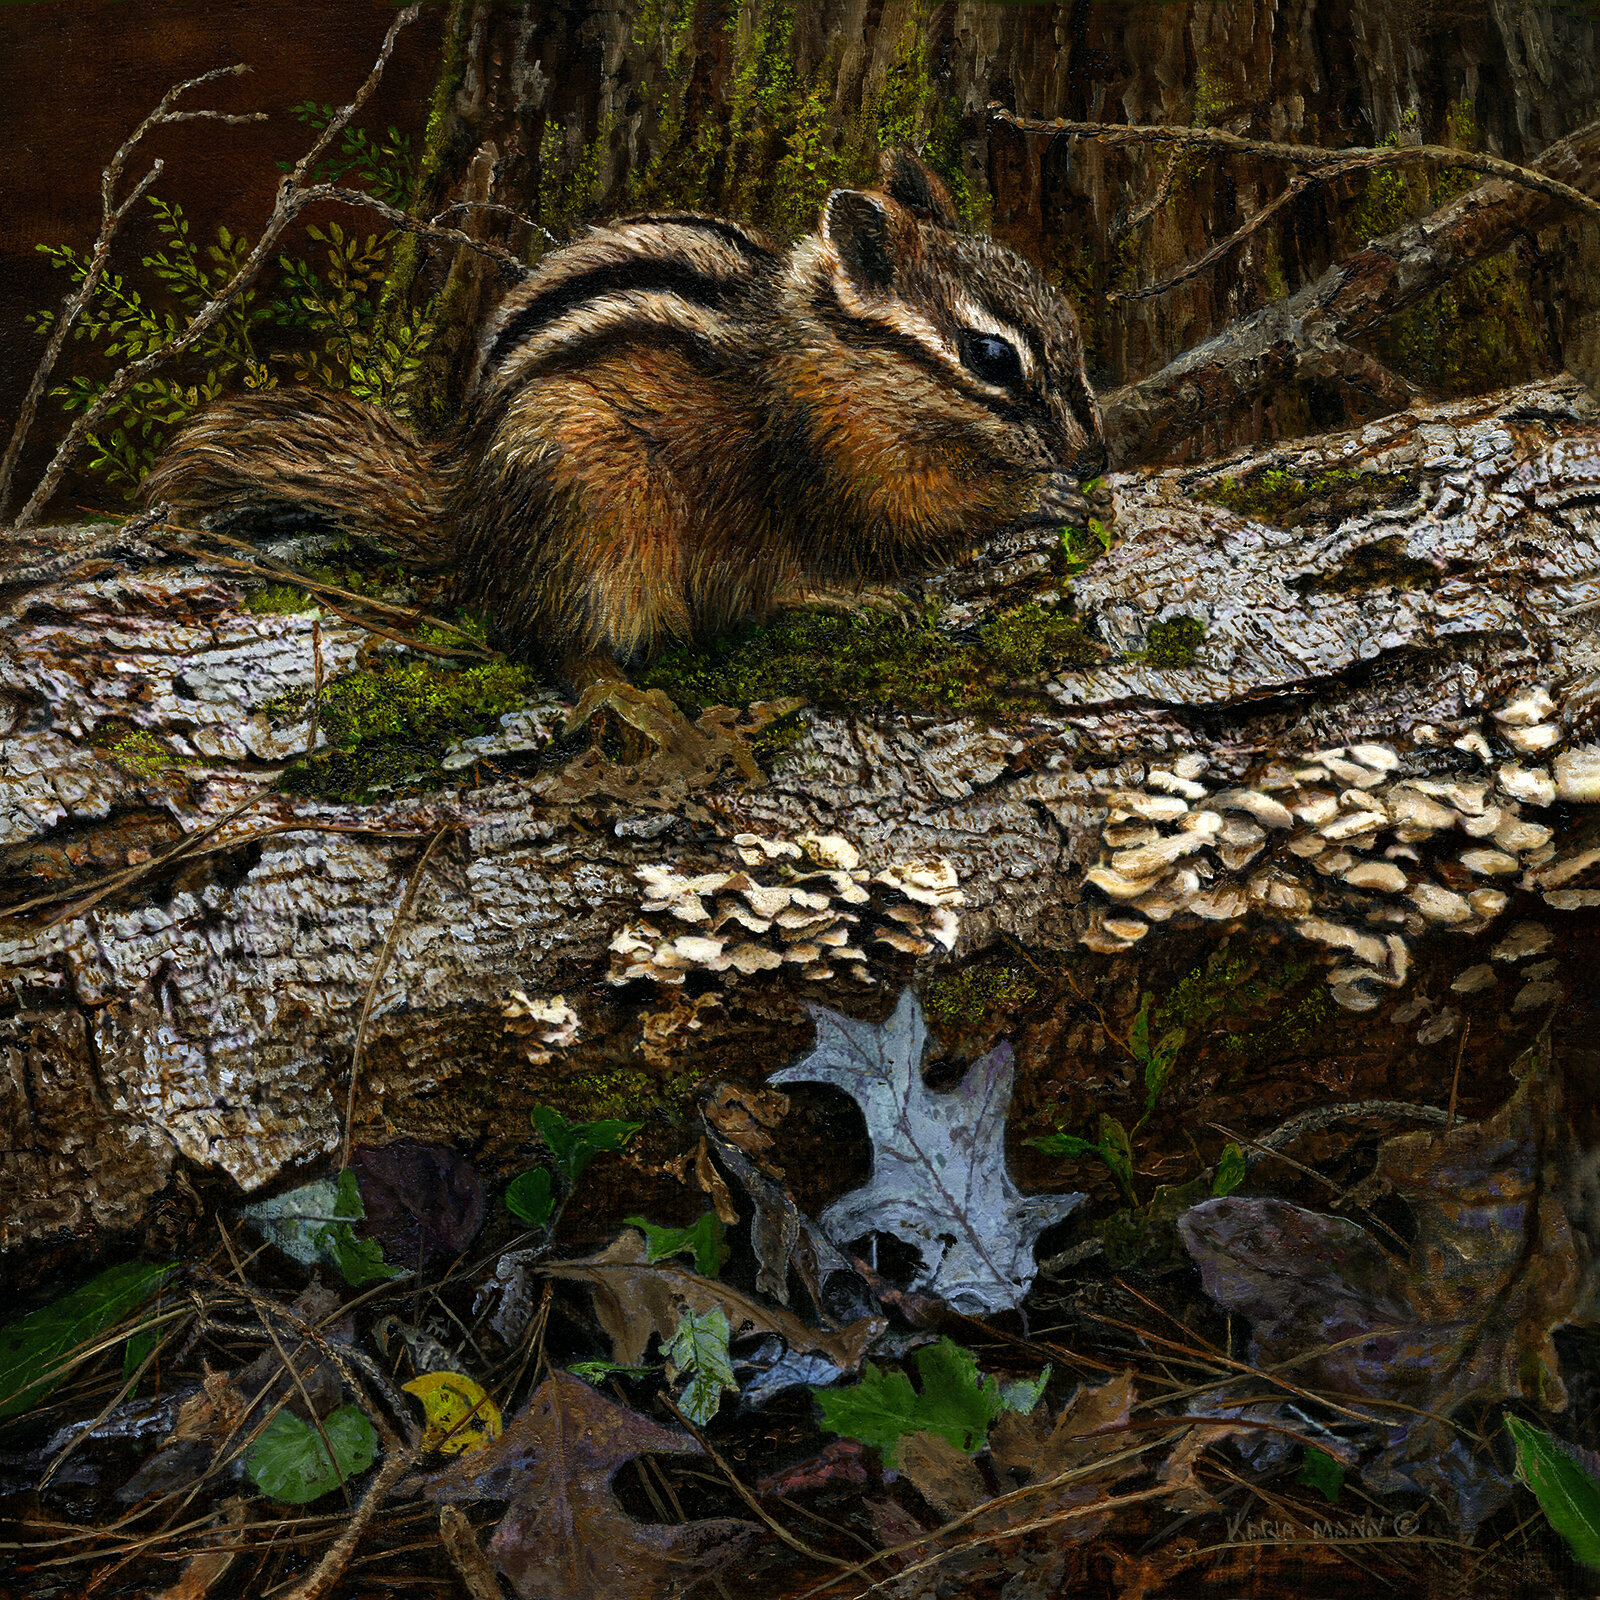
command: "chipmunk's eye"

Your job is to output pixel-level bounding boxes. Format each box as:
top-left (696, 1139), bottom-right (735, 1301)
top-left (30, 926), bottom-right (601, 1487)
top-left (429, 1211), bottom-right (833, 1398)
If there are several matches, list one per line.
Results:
top-left (958, 330), bottom-right (1023, 388)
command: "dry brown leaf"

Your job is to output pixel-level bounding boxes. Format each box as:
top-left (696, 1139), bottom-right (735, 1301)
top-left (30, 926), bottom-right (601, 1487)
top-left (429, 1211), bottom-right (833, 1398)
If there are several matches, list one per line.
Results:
top-left (703, 1082), bottom-right (790, 1166)
top-left (898, 1430), bottom-right (988, 1517)
top-left (543, 1229), bottom-right (883, 1369)
top-left (154, 1498), bottom-right (247, 1600)
top-left (990, 1371), bottom-right (1137, 1486)
top-left (426, 1372), bottom-right (758, 1600)
top-left (1180, 1027), bottom-right (1583, 1529)
top-left (694, 1138), bottom-right (740, 1225)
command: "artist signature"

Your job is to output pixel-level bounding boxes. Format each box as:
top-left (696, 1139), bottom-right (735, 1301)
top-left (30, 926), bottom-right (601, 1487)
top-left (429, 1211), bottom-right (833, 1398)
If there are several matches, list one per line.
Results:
top-left (1226, 1509), bottom-right (1425, 1544)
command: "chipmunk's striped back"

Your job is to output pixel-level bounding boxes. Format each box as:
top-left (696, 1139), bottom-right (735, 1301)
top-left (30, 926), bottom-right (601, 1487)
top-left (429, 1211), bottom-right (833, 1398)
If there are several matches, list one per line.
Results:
top-left (146, 150), bottom-right (1107, 690)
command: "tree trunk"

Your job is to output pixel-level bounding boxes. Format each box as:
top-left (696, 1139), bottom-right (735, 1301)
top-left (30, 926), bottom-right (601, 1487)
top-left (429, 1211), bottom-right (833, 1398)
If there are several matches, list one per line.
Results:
top-left (3, 376), bottom-right (1598, 1250)
top-left (391, 0), bottom-right (1600, 446)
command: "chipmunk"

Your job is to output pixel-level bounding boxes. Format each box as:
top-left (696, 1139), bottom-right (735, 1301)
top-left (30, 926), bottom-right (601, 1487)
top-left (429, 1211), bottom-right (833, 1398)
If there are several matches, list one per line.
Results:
top-left (144, 150), bottom-right (1108, 699)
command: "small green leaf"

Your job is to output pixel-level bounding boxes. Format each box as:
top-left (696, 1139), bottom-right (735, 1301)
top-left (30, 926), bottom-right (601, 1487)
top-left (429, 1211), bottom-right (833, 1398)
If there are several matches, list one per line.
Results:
top-left (0, 1262), bottom-right (174, 1420)
top-left (1506, 1415), bottom-right (1600, 1569)
top-left (664, 1306), bottom-right (738, 1426)
top-left (1129, 994), bottom-right (1153, 1064)
top-left (1027, 1133), bottom-right (1098, 1158)
top-left (503, 1168), bottom-right (555, 1227)
top-left (320, 1226), bottom-right (400, 1288)
top-left (815, 1337), bottom-right (1006, 1467)
top-left (1296, 1445), bottom-right (1345, 1504)
top-left (1212, 1142), bottom-right (1247, 1198)
top-left (531, 1106), bottom-right (641, 1188)
top-left (625, 1212), bottom-right (727, 1278)
top-left (1144, 1028), bottom-right (1186, 1111)
top-left (1098, 1114), bottom-right (1135, 1199)
top-left (246, 1404), bottom-right (378, 1504)
top-left (568, 1359), bottom-right (655, 1385)
top-left (999, 1364), bottom-right (1052, 1414)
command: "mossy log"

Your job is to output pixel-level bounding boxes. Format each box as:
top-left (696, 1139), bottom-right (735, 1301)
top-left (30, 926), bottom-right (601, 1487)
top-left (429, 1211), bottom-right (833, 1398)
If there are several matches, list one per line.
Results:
top-left (3, 377), bottom-right (1599, 1253)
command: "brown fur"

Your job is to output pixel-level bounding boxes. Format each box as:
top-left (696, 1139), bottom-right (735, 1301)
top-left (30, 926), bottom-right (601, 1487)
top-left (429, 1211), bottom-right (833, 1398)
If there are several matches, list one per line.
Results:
top-left (145, 152), bottom-right (1105, 685)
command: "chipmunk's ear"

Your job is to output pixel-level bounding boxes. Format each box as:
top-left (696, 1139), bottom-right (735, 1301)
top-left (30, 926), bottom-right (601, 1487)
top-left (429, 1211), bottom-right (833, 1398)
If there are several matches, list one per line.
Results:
top-left (878, 147), bottom-right (958, 229)
top-left (821, 189), bottom-right (902, 295)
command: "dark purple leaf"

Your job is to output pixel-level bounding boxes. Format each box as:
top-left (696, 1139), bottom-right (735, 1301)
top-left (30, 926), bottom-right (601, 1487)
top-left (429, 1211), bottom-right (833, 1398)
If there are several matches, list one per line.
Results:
top-left (351, 1140), bottom-right (485, 1267)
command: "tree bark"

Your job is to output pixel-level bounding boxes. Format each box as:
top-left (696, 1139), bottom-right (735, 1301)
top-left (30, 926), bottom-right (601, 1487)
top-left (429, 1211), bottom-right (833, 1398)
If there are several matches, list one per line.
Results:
top-left (385, 0), bottom-right (1600, 445)
top-left (3, 377), bottom-right (1598, 1250)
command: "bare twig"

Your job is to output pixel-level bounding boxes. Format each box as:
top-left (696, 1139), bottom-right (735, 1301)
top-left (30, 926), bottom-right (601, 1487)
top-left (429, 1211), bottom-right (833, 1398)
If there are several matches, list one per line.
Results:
top-left (1445, 1017), bottom-right (1470, 1133)
top-left (432, 197), bottom-right (559, 250)
top-left (1110, 146), bottom-right (1183, 243)
top-left (303, 184), bottom-right (532, 278)
top-left (0, 65), bottom-right (266, 521)
top-left (279, 1447), bottom-right (415, 1600)
top-left (341, 823), bottom-right (454, 1166)
top-left (0, 817), bottom-right (438, 928)
top-left (989, 105), bottom-right (1600, 223)
top-left (659, 1392), bottom-right (845, 1569)
top-left (152, 518), bottom-right (498, 658)
top-left (219, 1224), bottom-right (354, 1513)
top-left (11, 7), bottom-right (421, 529)
top-left (1113, 173), bottom-right (1315, 301)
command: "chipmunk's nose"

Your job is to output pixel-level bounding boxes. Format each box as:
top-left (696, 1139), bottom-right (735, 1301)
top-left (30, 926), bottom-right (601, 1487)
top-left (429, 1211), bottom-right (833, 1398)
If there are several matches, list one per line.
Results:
top-left (1072, 439), bottom-right (1108, 479)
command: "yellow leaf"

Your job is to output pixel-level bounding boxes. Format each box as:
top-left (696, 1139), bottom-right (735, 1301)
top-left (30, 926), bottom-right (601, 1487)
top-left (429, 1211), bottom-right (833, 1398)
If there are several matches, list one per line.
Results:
top-left (402, 1371), bottom-right (502, 1456)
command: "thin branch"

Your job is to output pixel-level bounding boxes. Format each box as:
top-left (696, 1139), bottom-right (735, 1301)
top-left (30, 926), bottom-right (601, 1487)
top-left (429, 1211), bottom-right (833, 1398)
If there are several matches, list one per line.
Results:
top-left (432, 197), bottom-right (560, 250)
top-left (10, 7), bottom-right (421, 529)
top-left (1110, 146), bottom-right (1183, 243)
top-left (1113, 173), bottom-right (1315, 301)
top-left (300, 184), bottom-right (532, 278)
top-left (989, 105), bottom-right (1600, 223)
top-left (279, 1448), bottom-right (415, 1600)
top-left (341, 823), bottom-right (454, 1166)
top-left (0, 63), bottom-right (265, 520)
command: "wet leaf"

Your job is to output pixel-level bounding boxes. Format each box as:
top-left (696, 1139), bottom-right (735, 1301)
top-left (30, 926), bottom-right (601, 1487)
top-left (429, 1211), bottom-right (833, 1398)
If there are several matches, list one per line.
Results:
top-left (351, 1140), bottom-right (486, 1266)
top-left (425, 1372), bottom-right (758, 1600)
top-left (1178, 1031), bottom-right (1581, 1532)
top-left (769, 989), bottom-right (1084, 1313)
top-left (404, 1372), bottom-right (502, 1457)
top-left (0, 1261), bottom-right (173, 1420)
top-left (245, 1404), bottom-right (377, 1504)
top-left (663, 1306), bottom-right (738, 1426)
top-left (1506, 1415), bottom-right (1600, 1570)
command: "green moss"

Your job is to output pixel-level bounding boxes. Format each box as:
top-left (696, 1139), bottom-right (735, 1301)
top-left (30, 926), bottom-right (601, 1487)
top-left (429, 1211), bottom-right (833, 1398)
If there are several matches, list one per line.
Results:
top-left (556, 1066), bottom-right (700, 1124)
top-left (1198, 466), bottom-right (1415, 526)
top-left (1143, 615), bottom-right (1206, 669)
top-left (637, 600), bottom-right (1099, 723)
top-left (94, 727), bottom-right (193, 777)
top-left (922, 965), bottom-right (1037, 1032)
top-left (1372, 248), bottom-right (1546, 397)
top-left (1153, 940), bottom-right (1336, 1068)
top-left (1343, 103), bottom-right (1549, 399)
top-left (277, 656), bottom-right (535, 802)
top-left (244, 584), bottom-right (320, 616)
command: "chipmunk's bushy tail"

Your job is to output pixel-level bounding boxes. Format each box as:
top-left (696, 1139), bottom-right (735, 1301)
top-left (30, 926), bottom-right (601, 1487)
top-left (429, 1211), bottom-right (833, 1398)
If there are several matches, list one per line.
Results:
top-left (141, 388), bottom-right (452, 565)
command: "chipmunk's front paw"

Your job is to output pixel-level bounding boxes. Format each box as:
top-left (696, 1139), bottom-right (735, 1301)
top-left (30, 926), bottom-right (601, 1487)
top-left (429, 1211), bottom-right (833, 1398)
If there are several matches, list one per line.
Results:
top-left (1020, 471), bottom-right (1093, 530)
top-left (776, 581), bottom-right (922, 629)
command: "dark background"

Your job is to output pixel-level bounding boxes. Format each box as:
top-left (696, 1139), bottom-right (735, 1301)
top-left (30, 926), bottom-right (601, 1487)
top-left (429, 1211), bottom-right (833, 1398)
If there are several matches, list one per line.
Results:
top-left (0, 0), bottom-right (443, 511)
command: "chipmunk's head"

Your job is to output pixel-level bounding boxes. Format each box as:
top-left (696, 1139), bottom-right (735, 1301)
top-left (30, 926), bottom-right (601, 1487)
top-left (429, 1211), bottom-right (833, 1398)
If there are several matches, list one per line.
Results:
top-left (798, 148), bottom-right (1106, 486)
